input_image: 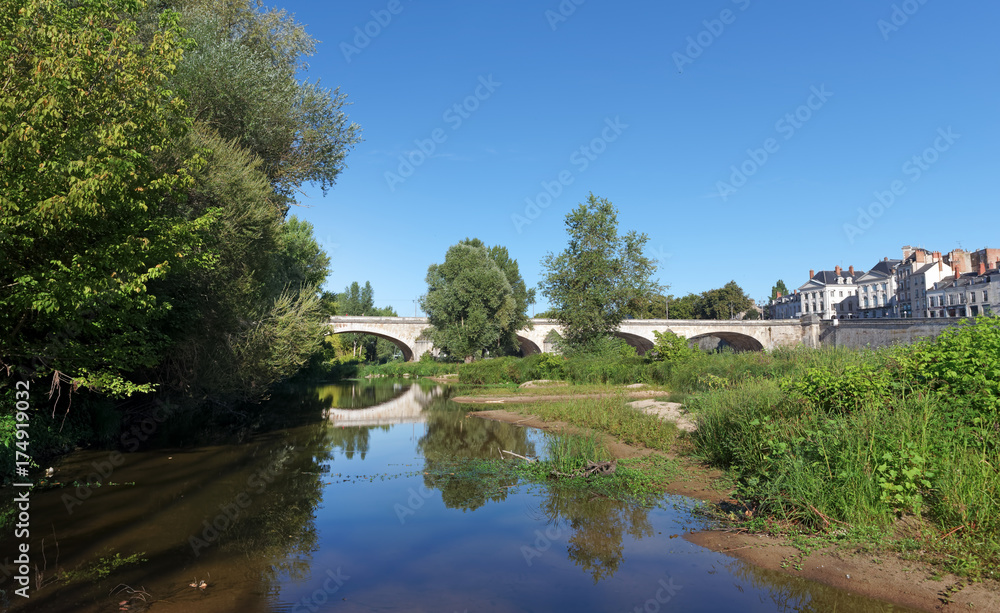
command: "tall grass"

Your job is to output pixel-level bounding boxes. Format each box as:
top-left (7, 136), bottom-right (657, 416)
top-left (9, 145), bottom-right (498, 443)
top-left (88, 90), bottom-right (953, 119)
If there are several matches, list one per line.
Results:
top-left (688, 346), bottom-right (1000, 579)
top-left (501, 395), bottom-right (676, 452)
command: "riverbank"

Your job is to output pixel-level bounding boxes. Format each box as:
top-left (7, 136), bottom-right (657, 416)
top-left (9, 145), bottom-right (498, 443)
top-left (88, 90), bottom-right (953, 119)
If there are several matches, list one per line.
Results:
top-left (468, 397), bottom-right (1000, 613)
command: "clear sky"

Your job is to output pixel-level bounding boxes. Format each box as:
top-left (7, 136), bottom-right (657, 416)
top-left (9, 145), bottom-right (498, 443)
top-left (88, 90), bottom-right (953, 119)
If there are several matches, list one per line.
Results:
top-left (275, 0), bottom-right (999, 315)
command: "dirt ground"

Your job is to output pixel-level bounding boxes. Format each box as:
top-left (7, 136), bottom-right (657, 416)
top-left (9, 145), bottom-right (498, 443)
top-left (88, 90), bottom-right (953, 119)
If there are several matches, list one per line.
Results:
top-left (470, 406), bottom-right (1000, 613)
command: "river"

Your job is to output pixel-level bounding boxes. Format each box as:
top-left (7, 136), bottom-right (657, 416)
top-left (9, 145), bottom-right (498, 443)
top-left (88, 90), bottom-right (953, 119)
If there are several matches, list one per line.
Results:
top-left (1, 379), bottom-right (918, 612)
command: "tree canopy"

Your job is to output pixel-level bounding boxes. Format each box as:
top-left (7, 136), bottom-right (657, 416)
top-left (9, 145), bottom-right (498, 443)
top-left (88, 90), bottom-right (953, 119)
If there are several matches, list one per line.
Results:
top-left (662, 282), bottom-right (756, 320)
top-left (421, 239), bottom-right (534, 362)
top-left (538, 194), bottom-right (660, 349)
top-left (1, 0), bottom-right (359, 403)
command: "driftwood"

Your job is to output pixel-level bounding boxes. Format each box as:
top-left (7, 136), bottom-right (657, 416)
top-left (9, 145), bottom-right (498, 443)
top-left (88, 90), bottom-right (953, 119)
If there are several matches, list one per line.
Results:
top-left (500, 449), bottom-right (537, 463)
top-left (550, 459), bottom-right (617, 479)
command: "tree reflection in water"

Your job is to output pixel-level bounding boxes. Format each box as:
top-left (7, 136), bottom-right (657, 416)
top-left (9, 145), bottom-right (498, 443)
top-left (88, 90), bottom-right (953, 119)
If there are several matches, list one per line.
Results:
top-left (418, 396), bottom-right (537, 510)
top-left (537, 486), bottom-right (655, 582)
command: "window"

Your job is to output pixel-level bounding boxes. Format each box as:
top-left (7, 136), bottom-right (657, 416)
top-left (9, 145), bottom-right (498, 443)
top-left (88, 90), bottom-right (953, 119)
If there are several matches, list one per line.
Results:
top-left (839, 291), bottom-right (843, 297)
top-left (984, 290), bottom-right (989, 302)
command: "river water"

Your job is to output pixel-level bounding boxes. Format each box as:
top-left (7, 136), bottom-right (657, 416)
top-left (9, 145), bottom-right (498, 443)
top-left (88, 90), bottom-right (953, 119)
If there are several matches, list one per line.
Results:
top-left (1, 379), bottom-right (917, 612)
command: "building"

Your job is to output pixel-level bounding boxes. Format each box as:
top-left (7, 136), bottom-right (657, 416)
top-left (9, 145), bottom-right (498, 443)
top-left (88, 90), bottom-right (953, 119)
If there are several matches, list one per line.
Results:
top-left (895, 247), bottom-right (953, 318)
top-left (856, 258), bottom-right (901, 318)
top-left (768, 291), bottom-right (800, 320)
top-left (797, 265), bottom-right (861, 319)
top-left (927, 258), bottom-right (1000, 318)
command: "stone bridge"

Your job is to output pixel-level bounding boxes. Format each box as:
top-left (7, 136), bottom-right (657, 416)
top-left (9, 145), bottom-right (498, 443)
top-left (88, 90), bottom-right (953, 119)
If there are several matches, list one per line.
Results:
top-left (328, 315), bottom-right (963, 361)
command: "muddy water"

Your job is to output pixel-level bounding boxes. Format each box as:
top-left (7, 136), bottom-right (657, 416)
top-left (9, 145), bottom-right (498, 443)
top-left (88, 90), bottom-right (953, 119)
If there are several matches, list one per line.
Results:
top-left (1, 380), bottom-right (918, 612)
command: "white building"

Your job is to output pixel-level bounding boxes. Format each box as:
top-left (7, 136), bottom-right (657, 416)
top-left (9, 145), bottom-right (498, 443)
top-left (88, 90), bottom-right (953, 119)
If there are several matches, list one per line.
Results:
top-left (797, 265), bottom-right (861, 320)
top-left (856, 258), bottom-right (901, 318)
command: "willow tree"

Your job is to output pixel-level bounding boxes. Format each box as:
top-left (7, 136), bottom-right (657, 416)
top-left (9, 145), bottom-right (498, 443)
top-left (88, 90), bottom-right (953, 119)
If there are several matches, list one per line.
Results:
top-left (421, 239), bottom-right (534, 362)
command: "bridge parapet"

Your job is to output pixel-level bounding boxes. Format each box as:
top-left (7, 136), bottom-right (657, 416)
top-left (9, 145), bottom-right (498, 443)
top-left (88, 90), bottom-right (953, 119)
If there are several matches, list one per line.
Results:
top-left (326, 315), bottom-right (966, 360)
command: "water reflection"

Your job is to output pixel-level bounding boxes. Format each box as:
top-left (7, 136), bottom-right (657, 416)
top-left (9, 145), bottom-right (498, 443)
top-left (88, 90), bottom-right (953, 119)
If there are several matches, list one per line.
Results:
top-left (537, 487), bottom-right (655, 583)
top-left (0, 379), bottom-right (921, 613)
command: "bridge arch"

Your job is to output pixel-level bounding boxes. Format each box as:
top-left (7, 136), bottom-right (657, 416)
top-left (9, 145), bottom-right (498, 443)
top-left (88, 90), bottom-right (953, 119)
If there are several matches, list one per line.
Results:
top-left (329, 328), bottom-right (415, 362)
top-left (517, 335), bottom-right (542, 356)
top-left (687, 332), bottom-right (764, 353)
top-left (613, 331), bottom-right (654, 355)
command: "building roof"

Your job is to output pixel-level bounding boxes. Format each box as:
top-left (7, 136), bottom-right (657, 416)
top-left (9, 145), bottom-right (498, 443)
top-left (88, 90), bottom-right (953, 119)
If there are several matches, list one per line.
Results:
top-left (798, 269), bottom-right (860, 291)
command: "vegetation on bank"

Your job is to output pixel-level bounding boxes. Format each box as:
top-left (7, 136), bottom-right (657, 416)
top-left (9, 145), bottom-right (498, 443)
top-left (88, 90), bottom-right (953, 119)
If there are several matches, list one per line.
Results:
top-left (451, 317), bottom-right (1000, 581)
top-left (686, 317), bottom-right (1000, 580)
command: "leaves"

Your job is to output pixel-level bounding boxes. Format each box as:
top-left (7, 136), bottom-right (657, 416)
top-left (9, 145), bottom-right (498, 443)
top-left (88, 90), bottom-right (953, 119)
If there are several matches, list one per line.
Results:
top-left (539, 194), bottom-right (660, 349)
top-left (421, 239), bottom-right (532, 361)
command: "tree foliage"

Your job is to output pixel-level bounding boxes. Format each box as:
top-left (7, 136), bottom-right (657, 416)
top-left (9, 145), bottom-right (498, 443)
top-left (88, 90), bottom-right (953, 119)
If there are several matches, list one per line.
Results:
top-left (158, 0), bottom-right (360, 205)
top-left (421, 239), bottom-right (534, 362)
top-left (539, 194), bottom-right (660, 350)
top-left (770, 279), bottom-right (789, 301)
top-left (662, 282), bottom-right (756, 321)
top-left (0, 0), bottom-right (214, 394)
top-left (1, 0), bottom-right (359, 405)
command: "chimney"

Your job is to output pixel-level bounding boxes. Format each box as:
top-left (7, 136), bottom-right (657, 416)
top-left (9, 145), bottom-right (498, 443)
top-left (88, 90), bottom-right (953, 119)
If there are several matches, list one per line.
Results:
top-left (849, 265), bottom-right (854, 276)
top-left (979, 261), bottom-right (986, 275)
top-left (933, 251), bottom-right (941, 261)
top-left (809, 269), bottom-right (815, 279)
top-left (915, 250), bottom-right (926, 264)
top-left (938, 260), bottom-right (943, 272)
top-left (835, 265), bottom-right (842, 276)
top-left (884, 256), bottom-right (888, 262)
top-left (776, 291), bottom-right (782, 298)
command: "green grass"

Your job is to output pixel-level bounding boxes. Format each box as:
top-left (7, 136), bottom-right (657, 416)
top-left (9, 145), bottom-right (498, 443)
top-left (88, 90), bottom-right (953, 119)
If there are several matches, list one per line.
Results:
top-left (685, 332), bottom-right (1000, 580)
top-left (456, 382), bottom-right (667, 398)
top-left (474, 394), bottom-right (677, 452)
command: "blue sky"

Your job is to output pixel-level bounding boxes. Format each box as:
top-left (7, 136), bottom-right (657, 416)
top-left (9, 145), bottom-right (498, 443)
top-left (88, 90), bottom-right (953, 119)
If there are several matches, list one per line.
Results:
top-left (277, 0), bottom-right (999, 315)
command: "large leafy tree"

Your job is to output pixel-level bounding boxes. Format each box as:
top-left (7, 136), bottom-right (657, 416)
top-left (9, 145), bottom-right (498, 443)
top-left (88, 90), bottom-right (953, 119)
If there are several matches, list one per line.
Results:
top-left (538, 194), bottom-right (660, 349)
top-left (162, 0), bottom-right (360, 207)
top-left (699, 281), bottom-right (755, 320)
top-left (421, 239), bottom-right (533, 362)
top-left (0, 0), bottom-right (215, 394)
top-left (143, 0), bottom-right (357, 401)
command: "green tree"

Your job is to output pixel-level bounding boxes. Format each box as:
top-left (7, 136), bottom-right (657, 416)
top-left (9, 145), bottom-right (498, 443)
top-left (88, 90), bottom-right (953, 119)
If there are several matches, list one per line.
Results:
top-left (0, 0), bottom-right (214, 394)
top-left (770, 280), bottom-right (789, 301)
top-left (421, 239), bottom-right (533, 362)
top-left (538, 194), bottom-right (660, 350)
top-left (159, 0), bottom-right (361, 206)
top-left (698, 281), bottom-right (755, 320)
top-left (665, 294), bottom-right (700, 320)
